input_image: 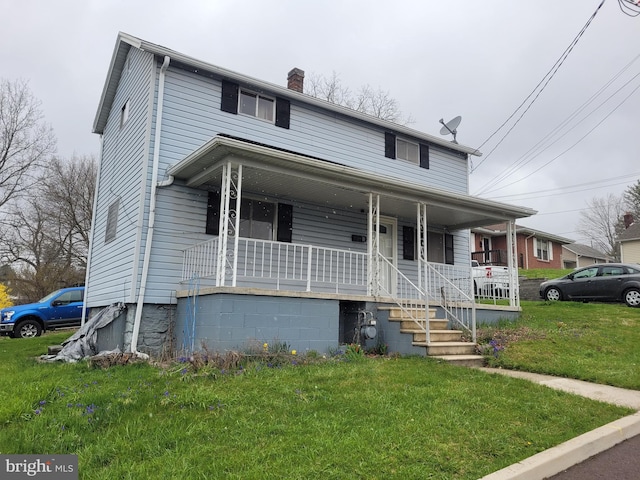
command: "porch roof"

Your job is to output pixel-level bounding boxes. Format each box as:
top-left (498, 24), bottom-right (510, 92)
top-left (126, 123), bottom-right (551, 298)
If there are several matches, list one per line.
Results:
top-left (167, 135), bottom-right (536, 230)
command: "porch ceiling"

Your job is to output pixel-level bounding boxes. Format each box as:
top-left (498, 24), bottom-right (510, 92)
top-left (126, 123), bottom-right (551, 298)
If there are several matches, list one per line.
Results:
top-left (167, 136), bottom-right (537, 229)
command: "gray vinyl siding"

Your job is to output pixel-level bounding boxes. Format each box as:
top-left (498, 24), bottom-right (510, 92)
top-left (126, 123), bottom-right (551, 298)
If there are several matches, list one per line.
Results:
top-left (87, 48), bottom-right (155, 307)
top-left (157, 67), bottom-right (469, 192)
top-left (91, 50), bottom-right (471, 305)
top-left (138, 186), bottom-right (469, 301)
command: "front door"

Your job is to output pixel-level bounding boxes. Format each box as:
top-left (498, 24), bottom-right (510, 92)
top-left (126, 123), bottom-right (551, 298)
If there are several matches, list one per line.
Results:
top-left (377, 217), bottom-right (397, 296)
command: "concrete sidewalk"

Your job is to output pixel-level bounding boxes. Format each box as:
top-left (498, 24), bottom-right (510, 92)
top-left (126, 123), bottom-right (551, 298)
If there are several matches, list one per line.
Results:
top-left (476, 368), bottom-right (640, 480)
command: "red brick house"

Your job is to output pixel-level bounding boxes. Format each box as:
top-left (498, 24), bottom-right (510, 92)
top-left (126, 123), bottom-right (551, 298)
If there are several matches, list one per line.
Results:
top-left (471, 224), bottom-right (572, 270)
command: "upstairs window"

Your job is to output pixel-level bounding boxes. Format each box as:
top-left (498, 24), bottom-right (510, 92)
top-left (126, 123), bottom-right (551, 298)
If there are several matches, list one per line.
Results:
top-left (105, 199), bottom-right (120, 244)
top-left (396, 138), bottom-right (419, 164)
top-left (239, 89), bottom-right (275, 122)
top-left (384, 132), bottom-right (429, 169)
top-left (221, 81), bottom-right (290, 128)
top-left (120, 99), bottom-right (130, 128)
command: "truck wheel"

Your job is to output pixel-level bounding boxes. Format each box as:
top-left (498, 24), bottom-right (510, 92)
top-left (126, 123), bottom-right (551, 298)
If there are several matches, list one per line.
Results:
top-left (545, 287), bottom-right (562, 302)
top-left (14, 319), bottom-right (42, 338)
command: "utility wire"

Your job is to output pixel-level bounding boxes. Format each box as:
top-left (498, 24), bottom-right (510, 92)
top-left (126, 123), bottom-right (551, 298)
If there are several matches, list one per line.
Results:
top-left (478, 79), bottom-right (640, 193)
top-left (471, 0), bottom-right (606, 173)
top-left (476, 64), bottom-right (640, 195)
top-left (487, 172), bottom-right (640, 201)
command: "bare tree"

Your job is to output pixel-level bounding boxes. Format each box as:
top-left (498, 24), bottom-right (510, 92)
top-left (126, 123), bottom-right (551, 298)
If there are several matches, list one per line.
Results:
top-left (576, 193), bottom-right (625, 260)
top-left (0, 78), bottom-right (56, 209)
top-left (41, 155), bottom-right (96, 265)
top-left (305, 72), bottom-right (413, 125)
top-left (0, 155), bottom-right (96, 302)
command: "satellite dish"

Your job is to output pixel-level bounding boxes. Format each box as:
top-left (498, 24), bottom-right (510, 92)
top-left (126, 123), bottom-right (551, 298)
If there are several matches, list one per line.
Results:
top-left (439, 116), bottom-right (462, 143)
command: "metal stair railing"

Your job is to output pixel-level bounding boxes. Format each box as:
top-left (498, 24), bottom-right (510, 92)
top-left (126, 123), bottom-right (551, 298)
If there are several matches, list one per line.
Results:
top-left (425, 262), bottom-right (476, 342)
top-left (376, 254), bottom-right (476, 343)
top-left (376, 254), bottom-right (431, 343)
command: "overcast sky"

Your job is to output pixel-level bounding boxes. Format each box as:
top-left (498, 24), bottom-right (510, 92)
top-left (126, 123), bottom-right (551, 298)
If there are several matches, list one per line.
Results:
top-left (2, 0), bottom-right (638, 246)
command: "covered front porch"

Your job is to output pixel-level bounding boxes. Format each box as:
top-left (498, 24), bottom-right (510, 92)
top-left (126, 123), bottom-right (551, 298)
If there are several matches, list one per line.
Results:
top-left (166, 135), bottom-right (535, 353)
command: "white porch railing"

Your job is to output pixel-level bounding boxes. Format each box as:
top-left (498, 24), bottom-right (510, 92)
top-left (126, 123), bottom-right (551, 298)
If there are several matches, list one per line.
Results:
top-left (182, 237), bottom-right (476, 342)
top-left (182, 237), bottom-right (368, 294)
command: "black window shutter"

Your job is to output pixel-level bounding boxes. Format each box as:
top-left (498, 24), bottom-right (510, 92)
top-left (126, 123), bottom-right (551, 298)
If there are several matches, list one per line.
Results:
top-left (445, 233), bottom-right (454, 265)
top-left (403, 226), bottom-right (415, 260)
top-left (277, 203), bottom-right (293, 243)
top-left (419, 143), bottom-right (429, 169)
top-left (384, 132), bottom-right (396, 159)
top-left (275, 97), bottom-right (290, 129)
top-left (206, 191), bottom-right (221, 235)
top-left (220, 80), bottom-right (239, 114)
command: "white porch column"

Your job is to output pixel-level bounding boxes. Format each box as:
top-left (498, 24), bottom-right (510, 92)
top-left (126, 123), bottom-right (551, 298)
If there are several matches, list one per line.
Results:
top-left (417, 202), bottom-right (430, 343)
top-left (367, 193), bottom-right (380, 296)
top-left (216, 162), bottom-right (242, 287)
top-left (506, 219), bottom-right (520, 307)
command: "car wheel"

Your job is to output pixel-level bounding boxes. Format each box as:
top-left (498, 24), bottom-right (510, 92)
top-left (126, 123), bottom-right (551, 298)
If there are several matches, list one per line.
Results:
top-left (14, 319), bottom-right (42, 338)
top-left (545, 287), bottom-right (562, 302)
top-left (624, 288), bottom-right (640, 308)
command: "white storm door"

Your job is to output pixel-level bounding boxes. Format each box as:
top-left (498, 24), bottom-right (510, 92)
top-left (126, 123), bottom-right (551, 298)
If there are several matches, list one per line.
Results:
top-left (378, 217), bottom-right (397, 296)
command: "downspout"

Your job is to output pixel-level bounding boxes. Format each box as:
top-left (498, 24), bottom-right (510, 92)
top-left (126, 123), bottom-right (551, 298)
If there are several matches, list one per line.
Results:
top-left (130, 55), bottom-right (170, 354)
top-left (81, 134), bottom-right (105, 325)
top-left (524, 233), bottom-right (535, 270)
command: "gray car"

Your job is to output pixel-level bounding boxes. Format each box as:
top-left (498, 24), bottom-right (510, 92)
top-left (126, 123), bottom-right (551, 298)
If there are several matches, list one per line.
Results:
top-left (539, 263), bottom-right (640, 307)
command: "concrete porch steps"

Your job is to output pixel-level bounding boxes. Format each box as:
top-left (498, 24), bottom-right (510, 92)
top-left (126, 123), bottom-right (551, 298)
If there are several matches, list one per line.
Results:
top-left (386, 306), bottom-right (485, 367)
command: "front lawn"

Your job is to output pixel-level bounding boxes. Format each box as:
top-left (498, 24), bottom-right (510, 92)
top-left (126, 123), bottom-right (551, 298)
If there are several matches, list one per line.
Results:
top-left (478, 301), bottom-right (640, 389)
top-left (0, 326), bottom-right (633, 480)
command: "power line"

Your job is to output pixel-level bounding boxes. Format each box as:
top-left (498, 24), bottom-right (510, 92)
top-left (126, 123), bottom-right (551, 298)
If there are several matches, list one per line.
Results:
top-left (478, 79), bottom-right (640, 193)
top-left (475, 54), bottom-right (640, 195)
top-left (471, 0), bottom-right (606, 173)
top-left (486, 176), bottom-right (640, 202)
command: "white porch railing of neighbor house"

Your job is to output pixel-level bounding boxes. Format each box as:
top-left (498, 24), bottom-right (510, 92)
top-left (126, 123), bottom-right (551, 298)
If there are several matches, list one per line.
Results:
top-left (182, 237), bottom-right (368, 294)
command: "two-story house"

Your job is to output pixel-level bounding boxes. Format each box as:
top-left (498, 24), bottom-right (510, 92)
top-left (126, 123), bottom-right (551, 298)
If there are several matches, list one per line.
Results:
top-left (85, 33), bottom-right (536, 359)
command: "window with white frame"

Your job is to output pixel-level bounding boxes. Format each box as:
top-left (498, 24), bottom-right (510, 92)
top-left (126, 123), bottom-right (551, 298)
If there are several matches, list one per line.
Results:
top-left (239, 89), bottom-right (275, 122)
top-left (535, 238), bottom-right (551, 261)
top-left (396, 138), bottom-right (419, 164)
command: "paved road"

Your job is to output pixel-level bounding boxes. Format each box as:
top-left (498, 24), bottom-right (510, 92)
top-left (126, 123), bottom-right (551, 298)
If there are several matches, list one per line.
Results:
top-left (546, 434), bottom-right (640, 479)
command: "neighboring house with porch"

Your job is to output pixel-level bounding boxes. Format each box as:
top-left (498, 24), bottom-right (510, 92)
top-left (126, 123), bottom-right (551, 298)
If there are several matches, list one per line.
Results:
top-left (618, 214), bottom-right (640, 264)
top-left (85, 32), bottom-right (536, 360)
top-left (561, 243), bottom-right (611, 269)
top-left (471, 224), bottom-right (571, 270)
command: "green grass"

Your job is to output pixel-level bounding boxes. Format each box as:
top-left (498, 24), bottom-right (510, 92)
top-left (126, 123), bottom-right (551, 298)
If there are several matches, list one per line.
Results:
top-left (518, 268), bottom-right (572, 279)
top-left (0, 327), bottom-right (634, 480)
top-left (478, 301), bottom-right (640, 389)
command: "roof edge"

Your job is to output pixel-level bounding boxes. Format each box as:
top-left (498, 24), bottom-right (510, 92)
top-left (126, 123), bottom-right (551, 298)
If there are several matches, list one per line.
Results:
top-left (94, 32), bottom-right (482, 156)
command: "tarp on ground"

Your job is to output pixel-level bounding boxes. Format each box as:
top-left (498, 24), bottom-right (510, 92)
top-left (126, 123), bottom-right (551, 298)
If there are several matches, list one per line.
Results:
top-left (40, 303), bottom-right (127, 363)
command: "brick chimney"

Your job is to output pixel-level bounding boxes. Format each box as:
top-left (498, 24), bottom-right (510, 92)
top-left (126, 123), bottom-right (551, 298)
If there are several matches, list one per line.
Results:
top-left (287, 68), bottom-right (304, 93)
top-left (624, 212), bottom-right (634, 229)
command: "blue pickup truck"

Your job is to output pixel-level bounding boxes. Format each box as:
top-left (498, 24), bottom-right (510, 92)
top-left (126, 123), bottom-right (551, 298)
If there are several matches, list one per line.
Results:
top-left (0, 286), bottom-right (85, 338)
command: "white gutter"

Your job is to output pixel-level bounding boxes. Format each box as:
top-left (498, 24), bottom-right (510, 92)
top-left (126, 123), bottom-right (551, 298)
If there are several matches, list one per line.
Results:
top-left (130, 55), bottom-right (170, 354)
top-left (81, 135), bottom-right (105, 325)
